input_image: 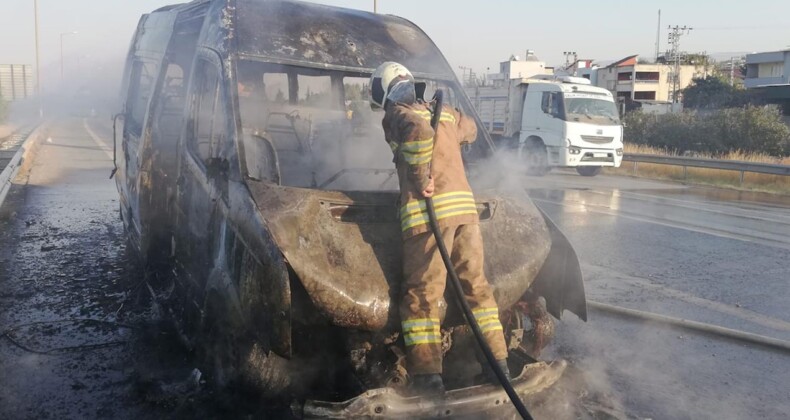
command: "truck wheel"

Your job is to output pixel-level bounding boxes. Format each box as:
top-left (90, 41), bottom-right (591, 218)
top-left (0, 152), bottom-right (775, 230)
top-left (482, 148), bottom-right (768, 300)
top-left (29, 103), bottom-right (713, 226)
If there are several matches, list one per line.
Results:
top-left (525, 142), bottom-right (550, 176)
top-left (576, 167), bottom-right (602, 177)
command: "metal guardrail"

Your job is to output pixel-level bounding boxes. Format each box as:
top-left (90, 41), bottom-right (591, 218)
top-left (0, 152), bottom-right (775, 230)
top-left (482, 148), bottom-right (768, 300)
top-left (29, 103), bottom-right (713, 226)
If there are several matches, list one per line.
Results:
top-left (0, 124), bottom-right (41, 208)
top-left (622, 153), bottom-right (790, 184)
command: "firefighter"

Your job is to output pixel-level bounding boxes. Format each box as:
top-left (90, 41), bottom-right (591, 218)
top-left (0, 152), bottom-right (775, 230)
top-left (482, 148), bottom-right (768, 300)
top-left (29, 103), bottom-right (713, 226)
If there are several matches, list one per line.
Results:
top-left (369, 62), bottom-right (509, 395)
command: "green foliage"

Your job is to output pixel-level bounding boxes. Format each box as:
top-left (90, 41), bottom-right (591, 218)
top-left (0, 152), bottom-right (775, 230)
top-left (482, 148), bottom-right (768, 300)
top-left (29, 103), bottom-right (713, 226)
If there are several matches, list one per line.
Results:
top-left (681, 76), bottom-right (759, 109)
top-left (624, 106), bottom-right (790, 156)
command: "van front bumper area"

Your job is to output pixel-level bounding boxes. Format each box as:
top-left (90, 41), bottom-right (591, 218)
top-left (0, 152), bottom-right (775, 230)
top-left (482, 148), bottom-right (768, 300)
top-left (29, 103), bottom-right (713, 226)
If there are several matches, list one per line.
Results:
top-left (293, 360), bottom-right (566, 419)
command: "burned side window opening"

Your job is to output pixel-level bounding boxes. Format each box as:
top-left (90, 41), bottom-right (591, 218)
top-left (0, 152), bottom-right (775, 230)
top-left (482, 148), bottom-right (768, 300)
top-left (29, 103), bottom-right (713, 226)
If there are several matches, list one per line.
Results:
top-left (126, 60), bottom-right (157, 138)
top-left (190, 60), bottom-right (227, 169)
top-left (236, 60), bottom-right (484, 192)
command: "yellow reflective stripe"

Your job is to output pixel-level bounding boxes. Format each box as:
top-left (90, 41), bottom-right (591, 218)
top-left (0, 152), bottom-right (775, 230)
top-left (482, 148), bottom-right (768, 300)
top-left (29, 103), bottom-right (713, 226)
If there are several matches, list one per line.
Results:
top-left (439, 113), bottom-right (456, 123)
top-left (475, 315), bottom-right (500, 324)
top-left (400, 196), bottom-right (476, 219)
top-left (389, 142), bottom-right (399, 153)
top-left (404, 333), bottom-right (442, 346)
top-left (480, 323), bottom-right (504, 333)
top-left (412, 110), bottom-right (455, 122)
top-left (400, 205), bottom-right (480, 231)
top-left (400, 137), bottom-right (434, 152)
top-left (474, 308), bottom-right (502, 332)
top-left (478, 319), bottom-right (503, 329)
top-left (400, 191), bottom-right (475, 215)
top-left (401, 202), bottom-right (478, 224)
top-left (402, 318), bottom-right (440, 330)
top-left (402, 149), bottom-right (433, 160)
top-left (403, 327), bottom-right (440, 335)
top-left (402, 153), bottom-right (433, 165)
top-left (472, 307), bottom-right (499, 317)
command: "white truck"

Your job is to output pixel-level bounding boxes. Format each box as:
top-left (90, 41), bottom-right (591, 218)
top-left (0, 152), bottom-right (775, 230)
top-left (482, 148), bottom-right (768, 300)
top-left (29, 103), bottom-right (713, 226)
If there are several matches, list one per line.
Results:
top-left (468, 75), bottom-right (623, 176)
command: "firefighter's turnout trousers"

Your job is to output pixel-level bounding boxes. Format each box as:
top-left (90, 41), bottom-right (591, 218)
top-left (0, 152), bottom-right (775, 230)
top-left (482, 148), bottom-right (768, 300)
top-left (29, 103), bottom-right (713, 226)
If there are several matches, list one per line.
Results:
top-left (401, 223), bottom-right (508, 375)
top-left (382, 102), bottom-right (508, 375)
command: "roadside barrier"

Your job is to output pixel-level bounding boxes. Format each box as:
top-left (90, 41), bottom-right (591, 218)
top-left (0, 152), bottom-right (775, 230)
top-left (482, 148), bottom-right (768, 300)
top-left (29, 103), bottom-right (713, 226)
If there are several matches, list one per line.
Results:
top-left (623, 153), bottom-right (790, 186)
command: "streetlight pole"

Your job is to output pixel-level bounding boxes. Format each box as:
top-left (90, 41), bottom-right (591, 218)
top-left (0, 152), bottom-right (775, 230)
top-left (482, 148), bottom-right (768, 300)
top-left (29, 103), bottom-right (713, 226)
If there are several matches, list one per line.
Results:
top-left (60, 31), bottom-right (78, 81)
top-left (373, 0), bottom-right (377, 13)
top-left (34, 0), bottom-right (41, 117)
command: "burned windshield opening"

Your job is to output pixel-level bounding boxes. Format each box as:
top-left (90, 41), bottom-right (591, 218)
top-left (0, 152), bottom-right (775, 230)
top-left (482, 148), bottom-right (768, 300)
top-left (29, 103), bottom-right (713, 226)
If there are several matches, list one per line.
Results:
top-left (236, 60), bottom-right (472, 192)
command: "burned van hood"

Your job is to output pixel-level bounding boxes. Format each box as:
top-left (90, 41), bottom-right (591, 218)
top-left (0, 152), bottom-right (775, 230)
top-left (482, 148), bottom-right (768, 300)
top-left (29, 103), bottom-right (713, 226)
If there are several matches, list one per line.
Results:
top-left (247, 182), bottom-right (552, 331)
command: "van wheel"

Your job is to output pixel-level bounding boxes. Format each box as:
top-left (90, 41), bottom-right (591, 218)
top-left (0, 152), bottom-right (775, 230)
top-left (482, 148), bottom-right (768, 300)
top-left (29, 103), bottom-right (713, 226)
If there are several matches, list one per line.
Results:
top-left (525, 141), bottom-right (550, 176)
top-left (576, 167), bottom-right (602, 177)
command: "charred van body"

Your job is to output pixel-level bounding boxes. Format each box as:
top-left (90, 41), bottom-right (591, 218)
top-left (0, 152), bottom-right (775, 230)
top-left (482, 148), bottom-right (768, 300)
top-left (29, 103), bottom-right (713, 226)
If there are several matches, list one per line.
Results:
top-left (114, 0), bottom-right (586, 416)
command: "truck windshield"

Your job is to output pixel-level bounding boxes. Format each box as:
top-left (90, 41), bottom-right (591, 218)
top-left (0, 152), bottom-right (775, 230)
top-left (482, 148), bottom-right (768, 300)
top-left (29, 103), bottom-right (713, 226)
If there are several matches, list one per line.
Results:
top-left (563, 94), bottom-right (620, 126)
top-left (236, 59), bottom-right (474, 191)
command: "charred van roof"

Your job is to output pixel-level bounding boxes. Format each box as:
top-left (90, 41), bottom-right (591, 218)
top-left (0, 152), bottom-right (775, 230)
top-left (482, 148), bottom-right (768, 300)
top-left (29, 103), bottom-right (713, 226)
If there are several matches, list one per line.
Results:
top-left (233, 0), bottom-right (455, 78)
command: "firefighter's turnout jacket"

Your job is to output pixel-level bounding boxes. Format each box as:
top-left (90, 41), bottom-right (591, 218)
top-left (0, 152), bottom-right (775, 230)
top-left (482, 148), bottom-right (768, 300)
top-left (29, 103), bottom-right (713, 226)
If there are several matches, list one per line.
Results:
top-left (382, 101), bottom-right (508, 375)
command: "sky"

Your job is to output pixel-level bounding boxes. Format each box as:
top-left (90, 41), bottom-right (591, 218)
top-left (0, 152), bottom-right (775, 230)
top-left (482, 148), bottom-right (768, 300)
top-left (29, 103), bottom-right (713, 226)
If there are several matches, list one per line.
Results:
top-left (1, 0), bottom-right (789, 92)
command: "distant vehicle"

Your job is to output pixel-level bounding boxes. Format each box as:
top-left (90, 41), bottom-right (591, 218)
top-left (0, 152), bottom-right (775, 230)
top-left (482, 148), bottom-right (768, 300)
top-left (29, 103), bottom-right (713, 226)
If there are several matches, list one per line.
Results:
top-left (113, 0), bottom-right (586, 416)
top-left (468, 75), bottom-right (624, 176)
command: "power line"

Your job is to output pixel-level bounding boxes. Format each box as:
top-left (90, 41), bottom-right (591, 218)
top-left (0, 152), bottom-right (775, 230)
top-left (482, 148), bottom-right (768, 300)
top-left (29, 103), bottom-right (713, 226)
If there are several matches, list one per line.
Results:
top-left (667, 25), bottom-right (693, 103)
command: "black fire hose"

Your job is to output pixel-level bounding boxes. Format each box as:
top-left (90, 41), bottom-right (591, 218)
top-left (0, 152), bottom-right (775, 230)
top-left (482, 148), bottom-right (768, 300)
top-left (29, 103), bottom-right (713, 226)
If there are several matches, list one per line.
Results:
top-left (424, 90), bottom-right (533, 420)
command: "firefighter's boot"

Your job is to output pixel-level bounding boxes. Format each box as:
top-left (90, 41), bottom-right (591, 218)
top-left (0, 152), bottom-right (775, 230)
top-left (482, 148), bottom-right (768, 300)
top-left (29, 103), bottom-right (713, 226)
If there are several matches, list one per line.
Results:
top-left (478, 358), bottom-right (511, 384)
top-left (411, 373), bottom-right (445, 396)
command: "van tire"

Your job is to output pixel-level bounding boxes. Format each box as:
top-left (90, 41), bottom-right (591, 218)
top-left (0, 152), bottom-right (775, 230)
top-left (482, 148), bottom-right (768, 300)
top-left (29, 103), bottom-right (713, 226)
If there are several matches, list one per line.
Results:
top-left (525, 140), bottom-right (550, 176)
top-left (576, 166), bottom-right (602, 177)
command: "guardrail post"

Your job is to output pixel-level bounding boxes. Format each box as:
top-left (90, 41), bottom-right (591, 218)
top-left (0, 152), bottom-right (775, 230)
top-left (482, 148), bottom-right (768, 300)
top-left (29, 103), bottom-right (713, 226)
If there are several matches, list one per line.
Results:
top-left (633, 161), bottom-right (638, 176)
top-left (739, 170), bottom-right (744, 186)
top-left (683, 165), bottom-right (687, 182)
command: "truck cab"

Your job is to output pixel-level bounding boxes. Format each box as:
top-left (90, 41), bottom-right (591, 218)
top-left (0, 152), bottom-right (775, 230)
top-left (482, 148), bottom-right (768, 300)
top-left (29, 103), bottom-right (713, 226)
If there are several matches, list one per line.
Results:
top-left (519, 77), bottom-right (623, 176)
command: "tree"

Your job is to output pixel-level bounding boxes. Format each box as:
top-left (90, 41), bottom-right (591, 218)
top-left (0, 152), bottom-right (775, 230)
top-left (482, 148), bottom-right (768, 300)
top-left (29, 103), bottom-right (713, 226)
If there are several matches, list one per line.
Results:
top-left (624, 106), bottom-right (790, 156)
top-left (681, 76), bottom-right (760, 110)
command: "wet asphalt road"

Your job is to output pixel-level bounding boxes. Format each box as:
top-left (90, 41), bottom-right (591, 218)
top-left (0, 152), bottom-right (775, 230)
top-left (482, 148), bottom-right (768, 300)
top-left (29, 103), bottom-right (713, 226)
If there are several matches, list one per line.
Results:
top-left (1, 116), bottom-right (789, 419)
top-left (529, 173), bottom-right (790, 419)
top-left (0, 118), bottom-right (234, 419)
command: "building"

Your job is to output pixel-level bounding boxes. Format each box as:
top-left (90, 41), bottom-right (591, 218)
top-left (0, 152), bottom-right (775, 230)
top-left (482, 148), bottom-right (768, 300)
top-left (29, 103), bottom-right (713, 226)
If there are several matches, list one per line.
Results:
top-left (744, 49), bottom-right (790, 113)
top-left (578, 55), bottom-right (704, 103)
top-left (744, 49), bottom-right (790, 89)
top-left (485, 50), bottom-right (553, 87)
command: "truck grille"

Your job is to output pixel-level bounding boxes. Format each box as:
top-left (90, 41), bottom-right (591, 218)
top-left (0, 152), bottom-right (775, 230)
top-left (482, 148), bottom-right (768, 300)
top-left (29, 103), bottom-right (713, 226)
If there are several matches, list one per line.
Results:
top-left (581, 135), bottom-right (614, 144)
top-left (581, 152), bottom-right (614, 163)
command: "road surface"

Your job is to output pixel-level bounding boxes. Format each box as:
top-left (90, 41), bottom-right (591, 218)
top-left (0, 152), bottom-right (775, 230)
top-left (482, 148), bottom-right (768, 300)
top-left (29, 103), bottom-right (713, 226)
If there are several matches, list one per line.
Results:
top-left (529, 172), bottom-right (790, 419)
top-left (1, 117), bottom-right (788, 419)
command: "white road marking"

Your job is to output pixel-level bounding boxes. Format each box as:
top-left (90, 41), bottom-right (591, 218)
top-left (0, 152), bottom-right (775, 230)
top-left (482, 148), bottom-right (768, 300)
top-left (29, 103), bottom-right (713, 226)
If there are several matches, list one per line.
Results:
top-left (82, 118), bottom-right (113, 159)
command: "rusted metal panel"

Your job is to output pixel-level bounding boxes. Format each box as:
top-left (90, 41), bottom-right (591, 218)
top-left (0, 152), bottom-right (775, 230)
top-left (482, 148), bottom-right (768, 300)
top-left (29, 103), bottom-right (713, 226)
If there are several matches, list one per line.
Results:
top-left (248, 181), bottom-right (552, 331)
top-left (233, 0), bottom-right (455, 78)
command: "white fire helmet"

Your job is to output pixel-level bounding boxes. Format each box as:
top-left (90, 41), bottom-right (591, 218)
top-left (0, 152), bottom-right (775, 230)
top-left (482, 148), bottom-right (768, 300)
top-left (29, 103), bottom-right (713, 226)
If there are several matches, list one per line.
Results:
top-left (369, 62), bottom-right (414, 109)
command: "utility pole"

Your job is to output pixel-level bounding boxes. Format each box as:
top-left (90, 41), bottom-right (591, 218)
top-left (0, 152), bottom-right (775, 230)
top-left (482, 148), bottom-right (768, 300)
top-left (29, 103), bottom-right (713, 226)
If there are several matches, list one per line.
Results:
top-left (373, 0), bottom-right (377, 13)
top-left (655, 9), bottom-right (661, 63)
top-left (730, 56), bottom-right (738, 87)
top-left (60, 31), bottom-right (78, 81)
top-left (458, 65), bottom-right (474, 87)
top-left (562, 51), bottom-right (577, 74)
top-left (667, 25), bottom-right (692, 103)
top-left (34, 0), bottom-right (42, 117)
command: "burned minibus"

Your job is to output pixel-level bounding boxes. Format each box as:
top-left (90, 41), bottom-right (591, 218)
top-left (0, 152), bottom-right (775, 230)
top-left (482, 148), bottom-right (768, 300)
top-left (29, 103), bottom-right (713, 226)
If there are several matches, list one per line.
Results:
top-left (114, 0), bottom-right (587, 416)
